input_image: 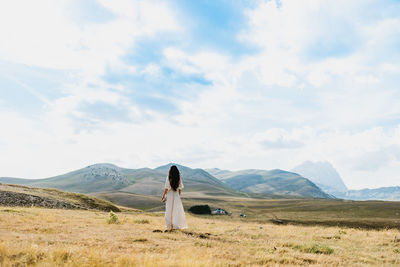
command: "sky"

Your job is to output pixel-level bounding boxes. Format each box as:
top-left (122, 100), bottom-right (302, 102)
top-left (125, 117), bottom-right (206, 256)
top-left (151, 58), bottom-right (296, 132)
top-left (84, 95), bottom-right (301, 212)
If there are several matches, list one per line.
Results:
top-left (0, 0), bottom-right (400, 189)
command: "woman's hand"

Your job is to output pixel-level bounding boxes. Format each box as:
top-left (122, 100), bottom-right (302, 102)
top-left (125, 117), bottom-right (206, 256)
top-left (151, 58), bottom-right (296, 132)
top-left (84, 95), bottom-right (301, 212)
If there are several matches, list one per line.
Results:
top-left (161, 188), bottom-right (168, 203)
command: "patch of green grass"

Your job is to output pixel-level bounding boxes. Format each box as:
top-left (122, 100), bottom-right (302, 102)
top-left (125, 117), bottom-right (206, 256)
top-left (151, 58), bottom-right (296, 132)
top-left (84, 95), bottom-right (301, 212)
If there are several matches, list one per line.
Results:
top-left (294, 244), bottom-right (334, 255)
top-left (107, 211), bottom-right (119, 224)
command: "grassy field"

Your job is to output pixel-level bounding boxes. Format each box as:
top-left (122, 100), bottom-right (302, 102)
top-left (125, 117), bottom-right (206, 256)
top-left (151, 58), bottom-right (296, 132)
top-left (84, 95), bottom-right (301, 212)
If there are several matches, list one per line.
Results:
top-left (94, 192), bottom-right (400, 229)
top-left (1, 207), bottom-right (400, 266)
top-left (184, 197), bottom-right (400, 229)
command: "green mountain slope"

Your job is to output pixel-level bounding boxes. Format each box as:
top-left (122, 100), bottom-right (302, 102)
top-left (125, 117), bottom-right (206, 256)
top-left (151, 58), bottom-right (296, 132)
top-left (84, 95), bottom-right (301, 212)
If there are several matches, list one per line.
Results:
top-left (0, 164), bottom-right (133, 193)
top-left (0, 163), bottom-right (244, 197)
top-left (156, 163), bottom-right (227, 186)
top-left (0, 163), bottom-right (332, 199)
top-left (122, 163), bottom-right (243, 196)
top-left (211, 169), bottom-right (332, 198)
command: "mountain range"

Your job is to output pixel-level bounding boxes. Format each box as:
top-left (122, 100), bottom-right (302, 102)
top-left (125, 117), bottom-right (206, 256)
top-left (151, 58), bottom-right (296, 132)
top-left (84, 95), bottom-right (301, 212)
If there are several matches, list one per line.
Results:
top-left (2, 162), bottom-right (398, 201)
top-left (291, 161), bottom-right (400, 201)
top-left (0, 163), bottom-right (330, 200)
top-left (0, 163), bottom-right (241, 197)
top-left (342, 187), bottom-right (400, 200)
top-left (206, 168), bottom-right (331, 198)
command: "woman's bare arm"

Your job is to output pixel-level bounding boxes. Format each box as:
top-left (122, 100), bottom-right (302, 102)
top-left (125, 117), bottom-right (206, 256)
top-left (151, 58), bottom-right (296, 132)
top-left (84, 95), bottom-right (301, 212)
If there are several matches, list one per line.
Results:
top-left (178, 189), bottom-right (182, 195)
top-left (161, 188), bottom-right (168, 202)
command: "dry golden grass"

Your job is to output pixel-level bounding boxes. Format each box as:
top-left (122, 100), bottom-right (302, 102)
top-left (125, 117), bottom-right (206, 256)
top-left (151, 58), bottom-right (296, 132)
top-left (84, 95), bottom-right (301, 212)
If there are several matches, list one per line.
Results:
top-left (1, 207), bottom-right (400, 266)
top-left (0, 183), bottom-right (120, 212)
top-left (95, 192), bottom-right (400, 229)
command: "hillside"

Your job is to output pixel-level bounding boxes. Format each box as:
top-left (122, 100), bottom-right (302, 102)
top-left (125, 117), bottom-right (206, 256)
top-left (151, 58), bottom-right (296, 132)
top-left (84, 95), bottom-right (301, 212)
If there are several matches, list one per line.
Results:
top-left (291, 161), bottom-right (348, 196)
top-left (0, 183), bottom-right (120, 211)
top-left (206, 168), bottom-right (236, 180)
top-left (118, 163), bottom-right (244, 197)
top-left (210, 169), bottom-right (332, 198)
top-left (154, 163), bottom-right (241, 195)
top-left (0, 163), bottom-right (340, 203)
top-left (0, 164), bottom-right (133, 193)
top-left (205, 168), bottom-right (232, 178)
top-left (0, 163), bottom-right (244, 198)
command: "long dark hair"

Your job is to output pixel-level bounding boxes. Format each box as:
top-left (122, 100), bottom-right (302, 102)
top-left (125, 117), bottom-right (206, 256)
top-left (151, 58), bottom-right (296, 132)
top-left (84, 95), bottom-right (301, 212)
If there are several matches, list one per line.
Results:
top-left (168, 165), bottom-right (181, 191)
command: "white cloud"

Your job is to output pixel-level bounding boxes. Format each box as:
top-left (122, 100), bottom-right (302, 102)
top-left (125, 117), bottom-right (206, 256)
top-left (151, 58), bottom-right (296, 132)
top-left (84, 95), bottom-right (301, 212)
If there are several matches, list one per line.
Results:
top-left (153, 0), bottom-right (400, 190)
top-left (229, 126), bottom-right (400, 189)
top-left (253, 128), bottom-right (308, 149)
top-left (307, 70), bottom-right (330, 87)
top-left (0, 0), bottom-right (183, 176)
top-left (0, 0), bottom-right (180, 77)
top-left (354, 75), bottom-right (380, 84)
top-left (0, 0), bottom-right (400, 191)
top-left (163, 47), bottom-right (232, 83)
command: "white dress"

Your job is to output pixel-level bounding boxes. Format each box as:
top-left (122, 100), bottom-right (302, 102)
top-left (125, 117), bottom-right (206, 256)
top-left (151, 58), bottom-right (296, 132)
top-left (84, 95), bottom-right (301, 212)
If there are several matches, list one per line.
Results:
top-left (164, 176), bottom-right (188, 230)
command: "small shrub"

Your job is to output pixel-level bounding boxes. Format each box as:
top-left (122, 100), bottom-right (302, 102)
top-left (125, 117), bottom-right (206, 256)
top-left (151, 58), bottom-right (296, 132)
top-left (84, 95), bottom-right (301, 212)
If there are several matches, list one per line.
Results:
top-left (134, 219), bottom-right (150, 224)
top-left (107, 211), bottom-right (119, 224)
top-left (188, 205), bottom-right (211, 214)
top-left (295, 244), bottom-right (334, 255)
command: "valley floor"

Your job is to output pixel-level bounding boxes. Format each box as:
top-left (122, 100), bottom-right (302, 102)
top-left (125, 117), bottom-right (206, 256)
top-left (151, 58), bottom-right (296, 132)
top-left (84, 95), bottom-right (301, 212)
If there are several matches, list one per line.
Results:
top-left (1, 207), bottom-right (400, 266)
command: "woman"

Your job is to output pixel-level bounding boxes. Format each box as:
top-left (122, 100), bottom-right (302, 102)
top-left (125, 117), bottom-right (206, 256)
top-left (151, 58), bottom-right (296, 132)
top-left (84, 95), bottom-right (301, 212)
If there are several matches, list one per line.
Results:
top-left (161, 165), bottom-right (188, 230)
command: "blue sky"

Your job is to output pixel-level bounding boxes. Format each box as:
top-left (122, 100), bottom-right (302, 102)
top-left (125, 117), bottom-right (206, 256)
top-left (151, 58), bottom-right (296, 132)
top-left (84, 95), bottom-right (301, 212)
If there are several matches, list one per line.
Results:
top-left (0, 0), bottom-right (400, 189)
